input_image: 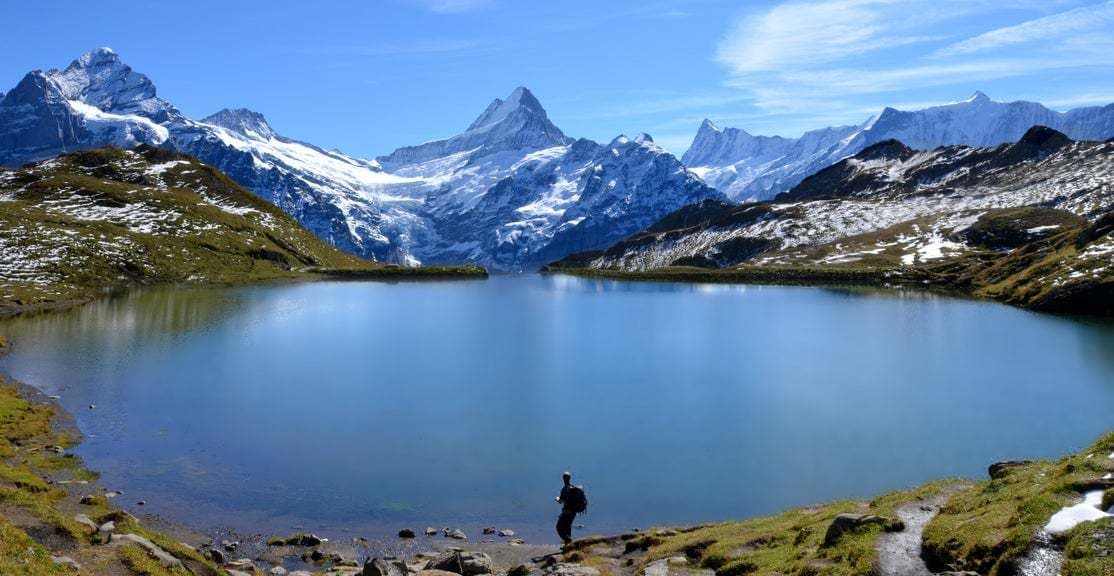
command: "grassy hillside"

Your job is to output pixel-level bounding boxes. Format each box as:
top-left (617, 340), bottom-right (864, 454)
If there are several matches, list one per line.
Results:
top-left (554, 433), bottom-right (1114, 576)
top-left (547, 207), bottom-right (1114, 316)
top-left (0, 146), bottom-right (484, 314)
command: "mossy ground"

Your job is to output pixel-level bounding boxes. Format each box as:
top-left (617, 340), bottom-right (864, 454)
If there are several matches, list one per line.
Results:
top-left (0, 378), bottom-right (230, 575)
top-left (922, 431), bottom-right (1114, 575)
top-left (566, 482), bottom-right (955, 576)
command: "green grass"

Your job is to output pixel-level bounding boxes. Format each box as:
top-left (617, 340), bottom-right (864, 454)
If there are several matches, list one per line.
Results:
top-left (0, 515), bottom-right (68, 576)
top-left (922, 431), bottom-right (1114, 575)
top-left (1061, 517), bottom-right (1114, 576)
top-left (574, 481), bottom-right (953, 576)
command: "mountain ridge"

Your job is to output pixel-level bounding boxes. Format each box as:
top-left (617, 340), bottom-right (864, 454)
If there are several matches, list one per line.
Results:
top-left (684, 92), bottom-right (1114, 201)
top-left (0, 49), bottom-right (724, 271)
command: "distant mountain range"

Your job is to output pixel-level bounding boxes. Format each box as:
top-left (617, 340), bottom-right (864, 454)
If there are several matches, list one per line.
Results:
top-left (549, 125), bottom-right (1114, 313)
top-left (1, 48), bottom-right (1112, 271)
top-left (684, 91), bottom-right (1114, 201)
top-left (0, 49), bottom-right (721, 271)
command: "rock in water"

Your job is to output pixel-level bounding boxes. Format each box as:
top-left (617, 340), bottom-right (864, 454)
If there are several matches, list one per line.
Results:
top-left (498, 529), bottom-right (515, 537)
top-left (399, 528), bottom-right (416, 538)
top-left (425, 527), bottom-right (438, 536)
top-left (822, 514), bottom-right (903, 547)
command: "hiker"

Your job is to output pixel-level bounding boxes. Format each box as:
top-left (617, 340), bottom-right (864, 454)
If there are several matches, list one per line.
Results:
top-left (555, 471), bottom-right (587, 545)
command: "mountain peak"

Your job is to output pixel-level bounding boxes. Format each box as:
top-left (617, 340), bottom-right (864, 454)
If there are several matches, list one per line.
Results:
top-left (202, 108), bottom-right (276, 139)
top-left (634, 133), bottom-right (654, 145)
top-left (698, 118), bottom-right (721, 133)
top-left (467, 86), bottom-right (548, 132)
top-left (46, 47), bottom-right (173, 121)
top-left (968, 90), bottom-right (991, 103)
top-left (73, 47), bottom-right (121, 68)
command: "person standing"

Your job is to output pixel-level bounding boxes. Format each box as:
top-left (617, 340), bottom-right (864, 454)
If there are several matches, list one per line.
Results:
top-left (555, 471), bottom-right (587, 546)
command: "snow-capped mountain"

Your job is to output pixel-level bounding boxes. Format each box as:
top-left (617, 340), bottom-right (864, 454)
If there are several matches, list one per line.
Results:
top-left (0, 49), bottom-right (722, 270)
top-left (685, 92), bottom-right (1114, 201)
top-left (375, 93), bottom-right (723, 269)
top-left (565, 126), bottom-right (1114, 272)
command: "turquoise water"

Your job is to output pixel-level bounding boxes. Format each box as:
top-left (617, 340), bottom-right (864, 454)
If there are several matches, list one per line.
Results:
top-left (1, 275), bottom-right (1112, 544)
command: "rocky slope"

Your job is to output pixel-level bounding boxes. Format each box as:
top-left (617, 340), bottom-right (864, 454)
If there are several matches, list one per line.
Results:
top-left (0, 146), bottom-right (482, 314)
top-left (0, 49), bottom-right (723, 271)
top-left (549, 127), bottom-right (1114, 315)
top-left (684, 92), bottom-right (1114, 201)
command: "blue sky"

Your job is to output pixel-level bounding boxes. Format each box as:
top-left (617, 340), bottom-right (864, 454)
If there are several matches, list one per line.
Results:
top-left (4, 0), bottom-right (1114, 156)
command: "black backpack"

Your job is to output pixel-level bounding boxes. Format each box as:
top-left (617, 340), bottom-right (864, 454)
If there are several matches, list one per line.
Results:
top-left (567, 485), bottom-right (588, 514)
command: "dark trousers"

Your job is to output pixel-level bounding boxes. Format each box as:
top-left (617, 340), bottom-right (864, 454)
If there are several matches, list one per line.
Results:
top-left (556, 509), bottom-right (576, 543)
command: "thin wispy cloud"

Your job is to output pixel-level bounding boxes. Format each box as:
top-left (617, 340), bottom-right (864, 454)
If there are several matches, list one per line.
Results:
top-left (708, 0), bottom-right (1114, 136)
top-left (404, 0), bottom-right (493, 14)
top-left (297, 39), bottom-right (489, 58)
top-left (935, 1), bottom-right (1114, 57)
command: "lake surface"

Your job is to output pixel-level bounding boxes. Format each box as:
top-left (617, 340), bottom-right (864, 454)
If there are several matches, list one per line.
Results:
top-left (1, 275), bottom-right (1112, 544)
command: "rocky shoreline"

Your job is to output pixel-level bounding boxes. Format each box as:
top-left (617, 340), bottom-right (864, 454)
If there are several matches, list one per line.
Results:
top-left (0, 331), bottom-right (1112, 575)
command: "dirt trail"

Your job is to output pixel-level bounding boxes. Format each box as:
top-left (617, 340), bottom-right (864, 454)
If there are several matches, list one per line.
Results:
top-left (875, 485), bottom-right (969, 576)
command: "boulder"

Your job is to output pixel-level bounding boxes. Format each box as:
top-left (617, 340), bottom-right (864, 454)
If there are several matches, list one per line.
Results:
top-left (425, 527), bottom-right (439, 536)
top-left (444, 528), bottom-right (467, 540)
top-left (51, 556), bottom-right (81, 570)
top-left (482, 527), bottom-right (497, 535)
top-left (545, 564), bottom-right (600, 576)
top-left (363, 557), bottom-right (409, 576)
top-left (399, 528), bottom-right (416, 539)
top-left (300, 533), bottom-right (324, 546)
top-left (822, 514), bottom-right (902, 547)
top-left (226, 559), bottom-right (256, 572)
top-left (269, 567), bottom-right (288, 576)
top-left (498, 529), bottom-right (515, 537)
top-left (73, 514), bottom-right (98, 534)
top-left (988, 460), bottom-right (1033, 479)
top-left (110, 533), bottom-right (184, 569)
top-left (98, 521), bottom-right (115, 535)
top-left (425, 550), bottom-right (493, 576)
top-left (207, 548), bottom-right (226, 564)
top-left (221, 539), bottom-right (240, 551)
